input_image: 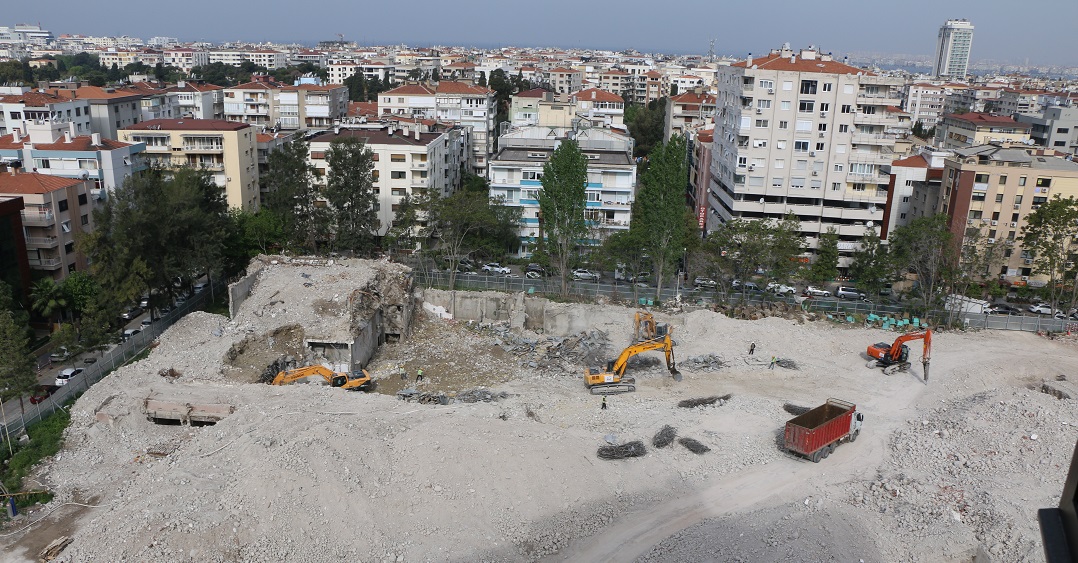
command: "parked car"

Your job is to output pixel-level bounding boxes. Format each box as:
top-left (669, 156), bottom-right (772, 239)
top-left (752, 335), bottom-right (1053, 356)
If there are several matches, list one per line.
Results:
top-left (572, 269), bottom-right (600, 281)
top-left (481, 263), bottom-right (511, 274)
top-left (504, 273), bottom-right (521, 279)
top-left (525, 270), bottom-right (543, 279)
top-left (30, 384), bottom-right (60, 404)
top-left (1029, 303), bottom-right (1057, 315)
top-left (121, 328), bottom-right (141, 341)
top-left (835, 286), bottom-right (866, 300)
top-left (55, 367), bottom-right (84, 387)
top-left (49, 346), bottom-right (71, 362)
top-left (140, 318), bottom-right (154, 328)
top-left (732, 280), bottom-right (760, 292)
top-left (158, 305), bottom-right (172, 316)
top-left (193, 282), bottom-right (209, 293)
top-left (766, 282), bottom-right (797, 295)
top-left (986, 304), bottom-right (1020, 315)
top-left (804, 286), bottom-right (831, 297)
top-left (628, 272), bottom-right (651, 283)
top-left (693, 277), bottom-right (717, 289)
top-left (525, 263), bottom-right (546, 276)
top-left (120, 306), bottom-right (144, 320)
top-left (139, 294), bottom-right (151, 308)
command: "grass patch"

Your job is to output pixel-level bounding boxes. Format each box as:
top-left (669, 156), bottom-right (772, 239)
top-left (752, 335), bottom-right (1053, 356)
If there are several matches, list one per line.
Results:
top-left (203, 291), bottom-right (230, 316)
top-left (0, 399), bottom-right (74, 508)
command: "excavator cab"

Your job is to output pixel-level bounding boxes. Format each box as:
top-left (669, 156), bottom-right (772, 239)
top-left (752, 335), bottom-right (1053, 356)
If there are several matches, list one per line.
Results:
top-left (331, 374), bottom-right (349, 387)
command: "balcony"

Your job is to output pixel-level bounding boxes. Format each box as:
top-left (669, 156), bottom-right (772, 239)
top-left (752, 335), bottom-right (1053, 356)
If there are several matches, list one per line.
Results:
top-left (856, 92), bottom-right (903, 106)
top-left (25, 236), bottom-right (59, 248)
top-left (851, 133), bottom-right (896, 146)
top-left (182, 144), bottom-right (224, 153)
top-left (853, 113), bottom-right (898, 126)
top-left (193, 162), bottom-right (225, 171)
top-left (21, 211), bottom-right (55, 226)
top-left (28, 257), bottom-right (62, 269)
top-left (413, 162), bottom-right (428, 169)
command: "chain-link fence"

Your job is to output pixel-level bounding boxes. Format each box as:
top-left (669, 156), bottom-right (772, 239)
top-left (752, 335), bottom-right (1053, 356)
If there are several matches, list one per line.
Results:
top-left (0, 283), bottom-right (222, 445)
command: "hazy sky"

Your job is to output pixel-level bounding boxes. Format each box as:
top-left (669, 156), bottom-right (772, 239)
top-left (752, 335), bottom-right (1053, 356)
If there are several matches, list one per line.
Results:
top-left (25, 0), bottom-right (1078, 66)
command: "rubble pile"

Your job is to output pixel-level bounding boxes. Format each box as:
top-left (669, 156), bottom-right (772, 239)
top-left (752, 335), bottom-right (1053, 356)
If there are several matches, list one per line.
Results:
top-left (680, 353), bottom-right (727, 371)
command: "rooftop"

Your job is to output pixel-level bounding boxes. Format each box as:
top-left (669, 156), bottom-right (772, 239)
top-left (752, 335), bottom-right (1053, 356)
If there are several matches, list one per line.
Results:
top-left (124, 119), bottom-right (251, 132)
top-left (0, 172), bottom-right (85, 194)
top-left (308, 127), bottom-right (441, 147)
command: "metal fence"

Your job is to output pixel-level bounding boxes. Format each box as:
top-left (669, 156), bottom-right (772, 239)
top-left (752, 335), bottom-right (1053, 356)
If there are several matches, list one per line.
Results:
top-left (0, 284), bottom-right (221, 445)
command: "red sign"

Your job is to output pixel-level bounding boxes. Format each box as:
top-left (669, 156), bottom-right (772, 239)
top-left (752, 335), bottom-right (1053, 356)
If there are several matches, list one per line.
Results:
top-left (697, 205), bottom-right (706, 228)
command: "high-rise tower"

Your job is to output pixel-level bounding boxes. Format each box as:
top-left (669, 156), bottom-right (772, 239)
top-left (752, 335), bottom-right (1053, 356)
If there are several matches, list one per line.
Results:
top-left (933, 19), bottom-right (974, 80)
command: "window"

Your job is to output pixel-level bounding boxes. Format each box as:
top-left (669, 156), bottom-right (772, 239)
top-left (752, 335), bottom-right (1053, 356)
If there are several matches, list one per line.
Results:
top-left (65, 242), bottom-right (74, 253)
top-left (974, 173), bottom-right (989, 183)
top-left (390, 154), bottom-right (406, 162)
top-left (523, 171), bottom-right (543, 180)
top-left (78, 193), bottom-right (88, 206)
top-left (752, 139), bottom-right (767, 148)
top-left (790, 177), bottom-right (805, 189)
top-left (835, 144), bottom-right (847, 154)
top-left (774, 159), bottom-right (784, 169)
top-left (815, 142), bottom-right (825, 151)
top-left (58, 199), bottom-right (69, 212)
top-left (794, 141), bottom-right (809, 152)
top-left (902, 196), bottom-right (909, 202)
top-left (822, 83), bottom-right (833, 92)
top-left (834, 163), bottom-right (844, 172)
top-left (1014, 195), bottom-right (1023, 204)
top-left (852, 183), bottom-right (866, 192)
top-left (995, 194), bottom-right (1004, 202)
top-left (34, 158), bottom-right (50, 169)
top-left (782, 81), bottom-right (793, 91)
top-left (10, 111), bottom-right (20, 119)
top-left (1054, 141), bottom-right (1066, 147)
top-left (818, 123), bottom-right (827, 132)
top-left (799, 80), bottom-right (817, 95)
top-left (794, 160), bottom-right (807, 170)
top-left (819, 103), bottom-right (830, 113)
top-left (757, 99), bottom-right (771, 109)
top-left (972, 192), bottom-right (986, 202)
top-left (900, 213), bottom-right (907, 219)
top-left (798, 100), bottom-right (815, 113)
top-left (586, 191), bottom-right (600, 202)
top-left (991, 211), bottom-right (1000, 220)
top-left (838, 124), bottom-right (849, 133)
top-left (843, 84), bottom-right (855, 94)
top-left (391, 171), bottom-right (406, 179)
top-left (831, 182), bottom-right (841, 191)
top-left (1036, 178), bottom-right (1051, 187)
top-left (772, 177), bottom-right (783, 187)
top-left (398, 98), bottom-right (404, 103)
top-left (999, 175), bottom-right (1007, 184)
top-left (796, 120), bottom-right (812, 131)
top-left (1019, 176), bottom-right (1027, 186)
top-left (776, 140), bottom-right (787, 149)
top-left (1057, 127), bottom-right (1070, 134)
top-left (755, 119), bottom-right (768, 128)
top-left (758, 79), bottom-right (774, 90)
top-left (61, 221), bottom-right (71, 233)
top-left (737, 156), bottom-right (747, 168)
top-left (778, 120), bottom-right (789, 129)
top-left (841, 104), bottom-right (852, 114)
top-left (780, 101), bottom-right (791, 111)
top-left (391, 188), bottom-right (407, 196)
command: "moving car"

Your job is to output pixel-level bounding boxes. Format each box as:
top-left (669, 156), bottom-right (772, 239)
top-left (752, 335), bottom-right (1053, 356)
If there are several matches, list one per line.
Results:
top-left (693, 277), bottom-right (717, 289)
top-left (120, 306), bottom-right (144, 320)
top-left (835, 286), bottom-right (866, 300)
top-left (804, 286), bottom-right (831, 297)
top-left (55, 367), bottom-right (84, 387)
top-left (525, 263), bottom-right (546, 278)
top-left (1029, 303), bottom-right (1057, 315)
top-left (732, 280), bottom-right (760, 292)
top-left (987, 304), bottom-right (1020, 315)
top-left (572, 269), bottom-right (600, 281)
top-left (49, 346), bottom-right (71, 362)
top-left (141, 317), bottom-right (154, 328)
top-left (481, 263), bottom-right (511, 274)
top-left (766, 282), bottom-right (797, 295)
top-left (30, 384), bottom-right (60, 404)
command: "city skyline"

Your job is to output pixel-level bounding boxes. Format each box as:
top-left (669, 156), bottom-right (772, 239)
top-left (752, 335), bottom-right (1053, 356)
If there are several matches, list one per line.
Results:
top-left (20, 0), bottom-right (1078, 67)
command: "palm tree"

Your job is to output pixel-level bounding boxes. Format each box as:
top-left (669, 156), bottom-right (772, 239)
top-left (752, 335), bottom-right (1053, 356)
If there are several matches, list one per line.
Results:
top-left (30, 278), bottom-right (68, 325)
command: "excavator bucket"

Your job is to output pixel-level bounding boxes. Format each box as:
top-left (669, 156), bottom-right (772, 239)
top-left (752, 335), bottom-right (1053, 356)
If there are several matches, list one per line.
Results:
top-left (670, 366), bottom-right (682, 382)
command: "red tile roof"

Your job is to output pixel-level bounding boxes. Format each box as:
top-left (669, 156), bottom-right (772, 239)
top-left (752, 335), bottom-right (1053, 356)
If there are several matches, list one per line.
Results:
top-left (436, 81), bottom-right (491, 95)
top-left (229, 80), bottom-right (286, 90)
top-left (671, 92), bottom-right (716, 105)
top-left (571, 88), bottom-right (623, 103)
top-left (0, 91), bottom-right (73, 107)
top-left (546, 67), bottom-right (580, 74)
top-left (124, 118), bottom-right (251, 131)
top-left (732, 52), bottom-right (872, 75)
top-left (0, 173), bottom-right (84, 194)
top-left (281, 84), bottom-right (345, 92)
top-left (348, 101), bottom-right (378, 117)
top-left (696, 128), bottom-right (714, 143)
top-left (165, 82), bottom-right (223, 93)
top-left (943, 112), bottom-right (1030, 128)
top-left (891, 155), bottom-right (929, 168)
top-left (602, 69), bottom-right (630, 76)
top-left (67, 86), bottom-right (144, 100)
top-left (383, 84), bottom-right (436, 96)
top-left (515, 88), bottom-right (549, 99)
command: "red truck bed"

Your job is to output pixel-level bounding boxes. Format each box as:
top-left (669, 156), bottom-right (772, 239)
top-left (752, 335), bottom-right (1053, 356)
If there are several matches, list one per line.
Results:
top-left (784, 398), bottom-right (856, 458)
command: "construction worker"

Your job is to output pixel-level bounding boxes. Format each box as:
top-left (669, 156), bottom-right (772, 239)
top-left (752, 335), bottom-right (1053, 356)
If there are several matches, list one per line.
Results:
top-left (416, 368), bottom-right (424, 383)
top-left (749, 342), bottom-right (756, 355)
top-left (601, 396), bottom-right (607, 410)
top-left (399, 365), bottom-right (406, 381)
top-left (769, 356), bottom-right (777, 370)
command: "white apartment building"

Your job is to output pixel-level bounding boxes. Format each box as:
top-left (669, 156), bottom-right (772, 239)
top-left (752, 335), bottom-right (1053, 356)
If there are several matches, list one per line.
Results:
top-left (710, 45), bottom-right (909, 268)
top-left (945, 86), bottom-right (1000, 115)
top-left (223, 78), bottom-right (347, 130)
top-left (328, 61), bottom-right (396, 85)
top-left (0, 90), bottom-right (92, 136)
top-left (0, 120), bottom-right (144, 194)
top-left (307, 125), bottom-right (466, 236)
top-left (903, 82), bottom-right (957, 129)
top-left (665, 90), bottom-right (716, 140)
top-left (164, 48), bottom-right (209, 73)
top-left (570, 89), bottom-right (625, 129)
top-left (933, 19), bottom-right (974, 79)
top-left (380, 82), bottom-right (496, 175)
top-left (488, 125), bottom-right (637, 257)
top-left (165, 81), bottom-right (224, 119)
top-left (209, 49), bottom-right (288, 70)
top-left (542, 68), bottom-right (583, 94)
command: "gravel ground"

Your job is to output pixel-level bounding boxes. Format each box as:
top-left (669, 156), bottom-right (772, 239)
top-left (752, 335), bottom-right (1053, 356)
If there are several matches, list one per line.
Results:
top-left (2, 259), bottom-right (1076, 563)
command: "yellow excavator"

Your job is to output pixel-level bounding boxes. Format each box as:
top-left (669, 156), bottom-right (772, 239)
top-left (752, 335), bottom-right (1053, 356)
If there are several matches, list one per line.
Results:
top-left (633, 311), bottom-right (657, 342)
top-left (584, 324), bottom-right (682, 395)
top-left (272, 365), bottom-right (373, 391)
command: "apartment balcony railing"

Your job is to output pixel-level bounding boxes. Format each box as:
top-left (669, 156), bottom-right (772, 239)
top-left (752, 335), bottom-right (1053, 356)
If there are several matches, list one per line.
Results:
top-left (193, 162), bottom-right (225, 171)
top-left (851, 133), bottom-right (897, 146)
top-left (182, 144), bottom-right (224, 153)
top-left (853, 113), bottom-right (899, 126)
top-left (28, 257), bottom-right (62, 269)
top-left (21, 211), bottom-right (54, 226)
top-left (25, 236), bottom-right (59, 248)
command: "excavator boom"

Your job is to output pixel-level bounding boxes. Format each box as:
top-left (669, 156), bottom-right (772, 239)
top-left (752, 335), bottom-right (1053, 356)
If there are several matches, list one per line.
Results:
top-left (272, 365), bottom-right (373, 391)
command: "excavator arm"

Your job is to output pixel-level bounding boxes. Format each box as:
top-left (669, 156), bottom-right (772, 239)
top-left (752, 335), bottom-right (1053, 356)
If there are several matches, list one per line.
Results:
top-left (608, 335), bottom-right (677, 375)
top-left (273, 365), bottom-right (373, 391)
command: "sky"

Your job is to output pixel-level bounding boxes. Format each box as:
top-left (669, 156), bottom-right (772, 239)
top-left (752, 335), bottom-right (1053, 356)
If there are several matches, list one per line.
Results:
top-left (23, 0), bottom-right (1078, 66)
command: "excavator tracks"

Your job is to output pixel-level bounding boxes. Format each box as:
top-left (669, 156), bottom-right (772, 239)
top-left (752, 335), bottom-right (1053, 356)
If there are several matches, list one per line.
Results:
top-left (589, 384), bottom-right (637, 395)
top-left (882, 362), bottom-right (911, 376)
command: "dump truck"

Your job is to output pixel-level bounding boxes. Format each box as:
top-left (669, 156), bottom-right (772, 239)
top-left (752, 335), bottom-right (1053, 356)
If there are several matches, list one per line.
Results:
top-left (784, 398), bottom-right (863, 463)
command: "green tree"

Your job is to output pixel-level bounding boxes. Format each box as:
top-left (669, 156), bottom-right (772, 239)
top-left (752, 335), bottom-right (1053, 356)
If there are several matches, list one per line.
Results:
top-left (30, 278), bottom-right (68, 325)
top-left (234, 209), bottom-right (286, 256)
top-left (477, 71), bottom-right (487, 87)
top-left (625, 97), bottom-right (667, 157)
top-left (262, 139), bottom-right (319, 252)
top-left (633, 134), bottom-right (692, 295)
top-left (889, 214), bottom-right (954, 314)
top-left (344, 72), bottom-right (367, 102)
top-left (60, 271), bottom-right (98, 320)
top-left (539, 139), bottom-right (589, 295)
top-left (808, 228), bottom-right (840, 284)
top-left (488, 69), bottom-right (515, 128)
top-left (601, 229), bottom-right (651, 301)
top-left (427, 176), bottom-right (518, 289)
top-left (1020, 195), bottom-right (1078, 314)
top-left (385, 193), bottom-right (422, 255)
top-left (757, 213), bottom-right (805, 283)
top-left (323, 137), bottom-right (379, 254)
top-left (849, 227), bottom-right (892, 299)
top-left (0, 310), bottom-right (35, 403)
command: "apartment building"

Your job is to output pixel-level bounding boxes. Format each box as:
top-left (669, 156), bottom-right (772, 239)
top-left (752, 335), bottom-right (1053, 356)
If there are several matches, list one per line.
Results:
top-left (379, 82), bottom-right (495, 175)
top-left (944, 86), bottom-right (1001, 115)
top-left (63, 85), bottom-right (145, 140)
top-left (709, 45), bottom-right (909, 268)
top-left (0, 172), bottom-right (96, 280)
top-left (124, 82), bottom-right (181, 122)
top-left (903, 82), bottom-right (959, 129)
top-left (509, 88), bottom-right (546, 127)
top-left (542, 68), bottom-right (583, 94)
top-left (934, 144), bottom-right (1078, 285)
top-left (165, 81), bottom-right (224, 119)
top-left (688, 128), bottom-right (714, 237)
top-left (208, 49), bottom-right (288, 69)
top-left (98, 50), bottom-right (141, 69)
top-left (120, 119), bottom-right (259, 211)
top-left (1015, 106), bottom-right (1078, 156)
top-left (0, 194), bottom-right (32, 303)
top-left (488, 125), bottom-right (637, 257)
top-left (0, 90), bottom-right (92, 136)
top-left (164, 48), bottom-right (209, 73)
top-left (306, 125), bottom-right (466, 236)
top-left (664, 90), bottom-right (716, 140)
top-left (280, 84), bottom-right (348, 130)
top-left (880, 148), bottom-right (949, 239)
top-left (223, 78), bottom-right (282, 128)
top-left (935, 112), bottom-right (1031, 150)
top-left (255, 130), bottom-right (294, 201)
top-left (933, 19), bottom-right (974, 79)
top-left (671, 75), bottom-right (704, 95)
top-left (599, 69), bottom-right (633, 100)
top-left (0, 119), bottom-right (144, 193)
top-left (570, 89), bottom-right (626, 129)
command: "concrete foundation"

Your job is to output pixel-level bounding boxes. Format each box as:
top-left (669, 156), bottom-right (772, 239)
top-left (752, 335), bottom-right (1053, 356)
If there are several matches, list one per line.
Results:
top-left (421, 289), bottom-right (620, 337)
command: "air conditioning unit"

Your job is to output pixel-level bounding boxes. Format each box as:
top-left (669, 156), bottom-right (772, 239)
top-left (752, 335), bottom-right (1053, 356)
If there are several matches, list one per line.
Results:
top-left (748, 165), bottom-right (755, 171)
top-left (767, 88), bottom-right (774, 94)
top-left (1009, 222), bottom-right (1017, 227)
top-left (819, 132), bottom-right (825, 138)
top-left (987, 238), bottom-right (996, 243)
top-left (811, 171), bottom-right (818, 176)
top-left (1021, 276), bottom-right (1029, 281)
top-left (966, 219), bottom-right (973, 225)
top-left (755, 108), bottom-right (762, 114)
top-left (1032, 205), bottom-right (1040, 210)
top-left (820, 111), bottom-right (828, 118)
top-left (1014, 204), bottom-right (1021, 210)
top-left (990, 220), bottom-right (998, 226)
top-left (1024, 258), bottom-right (1033, 265)
top-left (809, 151), bottom-right (816, 157)
top-left (1004, 239), bottom-right (1014, 245)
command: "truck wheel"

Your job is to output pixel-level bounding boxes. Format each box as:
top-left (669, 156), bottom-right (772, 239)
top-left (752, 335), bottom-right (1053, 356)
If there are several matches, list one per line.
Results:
top-left (849, 429), bottom-right (859, 442)
top-left (810, 450), bottom-right (822, 463)
top-left (822, 445), bottom-right (832, 459)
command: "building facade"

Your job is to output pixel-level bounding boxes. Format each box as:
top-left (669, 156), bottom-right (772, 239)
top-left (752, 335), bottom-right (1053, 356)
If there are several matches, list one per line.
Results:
top-left (665, 90), bottom-right (716, 140)
top-left (0, 172), bottom-right (97, 280)
top-left (121, 119), bottom-right (259, 211)
top-left (1015, 106), bottom-right (1078, 156)
top-left (934, 112), bottom-right (1032, 150)
top-left (709, 46), bottom-right (909, 267)
top-left (933, 19), bottom-right (974, 80)
top-left (0, 120), bottom-right (144, 194)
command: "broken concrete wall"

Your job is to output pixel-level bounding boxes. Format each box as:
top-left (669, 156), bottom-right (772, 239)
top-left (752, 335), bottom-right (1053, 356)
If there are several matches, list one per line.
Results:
top-left (350, 308), bottom-right (383, 371)
top-left (421, 290), bottom-right (513, 324)
top-left (422, 290), bottom-right (623, 337)
top-left (228, 259), bottom-right (267, 318)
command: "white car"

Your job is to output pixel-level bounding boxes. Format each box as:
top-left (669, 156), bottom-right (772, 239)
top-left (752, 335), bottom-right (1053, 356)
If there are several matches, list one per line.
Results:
top-left (766, 282), bottom-right (797, 295)
top-left (804, 286), bottom-right (831, 297)
top-left (1028, 303), bottom-right (1056, 315)
top-left (693, 277), bottom-right (717, 289)
top-left (481, 263), bottom-right (511, 274)
top-left (572, 269), bottom-right (600, 281)
top-left (55, 367), bottom-right (84, 387)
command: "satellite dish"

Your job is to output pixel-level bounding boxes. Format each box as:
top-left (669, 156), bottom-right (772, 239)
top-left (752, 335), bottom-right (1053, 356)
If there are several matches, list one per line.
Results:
top-left (759, 198), bottom-right (764, 204)
top-left (866, 221), bottom-right (875, 228)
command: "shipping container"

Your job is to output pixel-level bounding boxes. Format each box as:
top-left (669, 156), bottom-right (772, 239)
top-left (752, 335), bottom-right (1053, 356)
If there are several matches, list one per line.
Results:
top-left (784, 398), bottom-right (862, 463)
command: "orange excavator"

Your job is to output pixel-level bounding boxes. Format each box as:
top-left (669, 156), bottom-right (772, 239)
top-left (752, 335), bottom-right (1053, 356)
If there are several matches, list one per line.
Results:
top-left (633, 311), bottom-right (658, 343)
top-left (866, 329), bottom-right (932, 381)
top-left (584, 324), bottom-right (682, 395)
top-left (272, 365), bottom-right (373, 391)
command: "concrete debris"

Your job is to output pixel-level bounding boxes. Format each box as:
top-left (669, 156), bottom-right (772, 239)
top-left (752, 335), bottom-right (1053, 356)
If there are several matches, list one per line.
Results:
top-left (680, 353), bottom-right (727, 371)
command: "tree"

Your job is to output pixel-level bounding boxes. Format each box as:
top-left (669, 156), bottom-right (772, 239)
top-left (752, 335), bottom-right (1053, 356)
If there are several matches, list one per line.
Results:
top-left (60, 270), bottom-right (98, 320)
top-left (323, 137), bottom-right (379, 254)
top-left (343, 72), bottom-right (367, 102)
top-left (426, 175), bottom-right (519, 289)
top-left (234, 209), bottom-right (286, 256)
top-left (384, 193), bottom-right (422, 255)
top-left (633, 134), bottom-right (692, 296)
top-left (477, 71), bottom-right (487, 87)
top-left (701, 216), bottom-right (803, 299)
top-left (849, 227), bottom-right (893, 299)
top-left (262, 139), bottom-right (320, 252)
top-left (1020, 195), bottom-right (1078, 314)
top-left (756, 213), bottom-right (805, 283)
top-left (625, 98), bottom-right (666, 157)
top-left (539, 139), bottom-right (589, 295)
top-left (0, 310), bottom-right (35, 403)
top-left (807, 228), bottom-right (839, 284)
top-left (601, 229), bottom-right (651, 301)
top-left (30, 278), bottom-right (68, 325)
top-left (889, 214), bottom-right (954, 314)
